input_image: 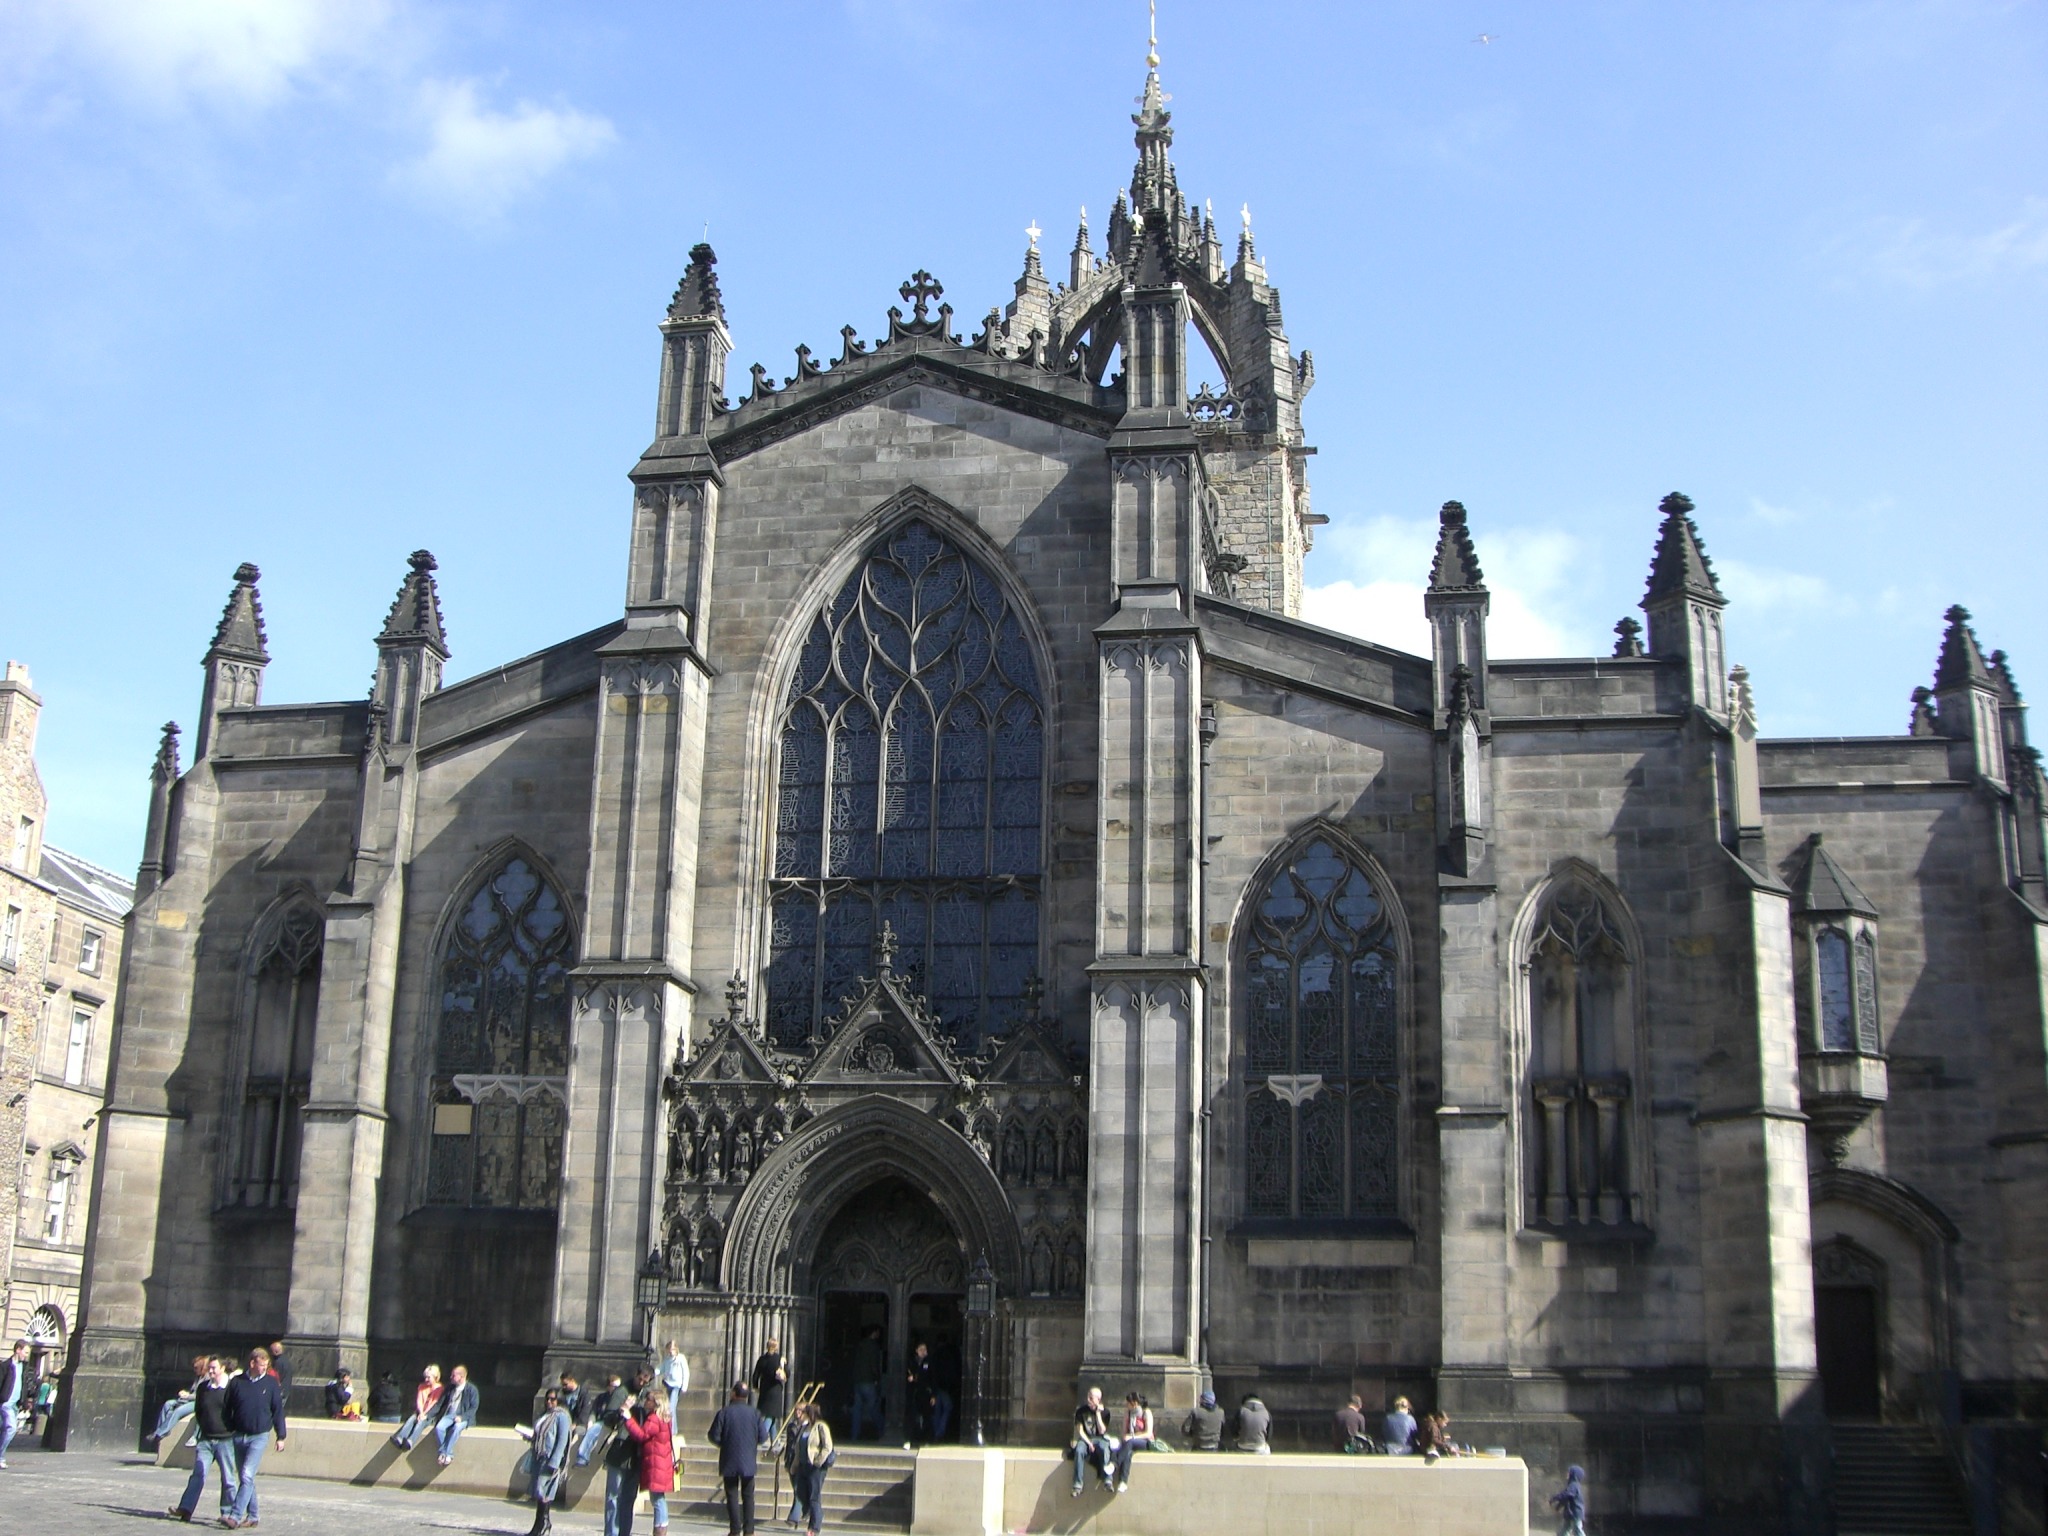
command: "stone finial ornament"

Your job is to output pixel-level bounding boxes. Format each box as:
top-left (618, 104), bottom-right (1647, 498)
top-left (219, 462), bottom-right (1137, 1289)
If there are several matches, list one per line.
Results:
top-left (207, 562), bottom-right (270, 663)
top-left (667, 243), bottom-right (724, 323)
top-left (1933, 604), bottom-right (1994, 691)
top-left (1644, 492), bottom-right (1724, 605)
top-left (1427, 501), bottom-right (1485, 592)
top-left (1612, 617), bottom-right (1646, 658)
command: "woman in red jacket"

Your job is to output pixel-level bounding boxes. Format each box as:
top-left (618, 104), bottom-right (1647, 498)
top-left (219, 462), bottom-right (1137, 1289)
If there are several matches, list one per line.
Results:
top-left (621, 1388), bottom-right (677, 1536)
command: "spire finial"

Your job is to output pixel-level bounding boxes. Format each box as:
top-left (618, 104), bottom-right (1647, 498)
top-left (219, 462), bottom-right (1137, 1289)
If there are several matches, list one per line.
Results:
top-left (1026, 219), bottom-right (1041, 250)
top-left (1148, 0), bottom-right (1159, 69)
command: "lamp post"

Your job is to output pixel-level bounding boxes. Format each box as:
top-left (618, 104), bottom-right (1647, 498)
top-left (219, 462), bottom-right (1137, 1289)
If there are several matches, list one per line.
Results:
top-left (966, 1253), bottom-right (995, 1447)
top-left (638, 1247), bottom-right (667, 1365)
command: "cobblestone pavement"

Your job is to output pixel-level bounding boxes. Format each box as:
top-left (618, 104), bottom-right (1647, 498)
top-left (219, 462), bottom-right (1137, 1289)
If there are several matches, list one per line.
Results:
top-left (0, 1441), bottom-right (736, 1535)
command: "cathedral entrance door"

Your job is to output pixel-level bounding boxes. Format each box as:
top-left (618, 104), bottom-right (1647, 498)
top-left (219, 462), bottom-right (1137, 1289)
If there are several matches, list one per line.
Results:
top-left (1816, 1284), bottom-right (1882, 1419)
top-left (809, 1178), bottom-right (967, 1444)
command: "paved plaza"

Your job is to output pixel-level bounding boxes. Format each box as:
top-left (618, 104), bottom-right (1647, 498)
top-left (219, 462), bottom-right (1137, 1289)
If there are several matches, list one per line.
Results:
top-left (0, 1441), bottom-right (735, 1536)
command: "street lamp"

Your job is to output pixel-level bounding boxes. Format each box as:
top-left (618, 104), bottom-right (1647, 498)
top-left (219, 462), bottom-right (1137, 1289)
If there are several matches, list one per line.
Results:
top-left (638, 1247), bottom-right (667, 1363)
top-left (965, 1253), bottom-right (995, 1447)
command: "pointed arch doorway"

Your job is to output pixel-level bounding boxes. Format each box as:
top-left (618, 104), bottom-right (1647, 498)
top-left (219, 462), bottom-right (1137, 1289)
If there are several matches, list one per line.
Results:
top-left (809, 1178), bottom-right (966, 1444)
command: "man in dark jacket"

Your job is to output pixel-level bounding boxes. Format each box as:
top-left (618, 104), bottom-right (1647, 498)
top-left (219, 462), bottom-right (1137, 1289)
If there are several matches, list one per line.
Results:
top-left (751, 1339), bottom-right (789, 1441)
top-left (223, 1347), bottom-right (288, 1528)
top-left (324, 1367), bottom-right (356, 1418)
top-left (1333, 1393), bottom-right (1372, 1453)
top-left (0, 1340), bottom-right (29, 1469)
top-left (368, 1372), bottom-right (405, 1423)
top-left (266, 1339), bottom-right (294, 1396)
top-left (1181, 1390), bottom-right (1224, 1451)
top-left (708, 1380), bottom-right (768, 1536)
top-left (600, 1376), bottom-right (648, 1536)
top-left (170, 1357), bottom-right (238, 1523)
top-left (432, 1363), bottom-right (480, 1465)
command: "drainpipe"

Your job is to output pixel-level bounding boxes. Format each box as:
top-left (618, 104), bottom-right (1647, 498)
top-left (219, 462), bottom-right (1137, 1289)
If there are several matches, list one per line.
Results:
top-left (1197, 700), bottom-right (1219, 1381)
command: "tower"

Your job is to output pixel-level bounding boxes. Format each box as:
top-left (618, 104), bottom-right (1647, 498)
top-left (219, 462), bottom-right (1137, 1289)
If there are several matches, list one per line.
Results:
top-left (370, 551), bottom-right (449, 748)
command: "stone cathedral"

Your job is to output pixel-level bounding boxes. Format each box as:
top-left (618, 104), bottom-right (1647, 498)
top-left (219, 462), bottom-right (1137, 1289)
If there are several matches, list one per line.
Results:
top-left (66, 47), bottom-right (2048, 1535)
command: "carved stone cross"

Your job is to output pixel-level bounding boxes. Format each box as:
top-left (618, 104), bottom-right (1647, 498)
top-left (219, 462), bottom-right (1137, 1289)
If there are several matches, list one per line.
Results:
top-left (725, 972), bottom-right (748, 1022)
top-left (899, 271), bottom-right (944, 323)
top-left (876, 920), bottom-right (900, 976)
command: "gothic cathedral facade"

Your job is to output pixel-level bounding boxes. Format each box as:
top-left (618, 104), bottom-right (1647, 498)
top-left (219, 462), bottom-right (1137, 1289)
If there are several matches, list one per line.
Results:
top-left (67, 56), bottom-right (2048, 1534)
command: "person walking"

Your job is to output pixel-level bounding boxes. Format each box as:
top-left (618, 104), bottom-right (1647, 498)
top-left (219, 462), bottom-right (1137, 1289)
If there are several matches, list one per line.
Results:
top-left (391, 1363), bottom-right (443, 1449)
top-left (1180, 1390), bottom-right (1224, 1452)
top-left (167, 1357), bottom-right (237, 1524)
top-left (792, 1402), bottom-right (835, 1536)
top-left (848, 1328), bottom-right (883, 1442)
top-left (1109, 1392), bottom-right (1154, 1493)
top-left (526, 1386), bottom-right (575, 1536)
top-left (0, 1340), bottom-right (30, 1469)
top-left (432, 1363), bottom-right (479, 1465)
top-left (751, 1338), bottom-right (789, 1443)
top-left (621, 1387), bottom-right (678, 1536)
top-left (1552, 1464), bottom-right (1589, 1536)
top-left (708, 1380), bottom-right (768, 1536)
top-left (600, 1383), bottom-right (648, 1536)
top-left (1382, 1395), bottom-right (1417, 1455)
top-left (659, 1340), bottom-right (690, 1439)
top-left (1231, 1392), bottom-right (1272, 1454)
top-left (1334, 1393), bottom-right (1372, 1454)
top-left (1069, 1386), bottom-right (1115, 1496)
top-left (31, 1372), bottom-right (56, 1437)
top-left (222, 1346), bottom-right (288, 1529)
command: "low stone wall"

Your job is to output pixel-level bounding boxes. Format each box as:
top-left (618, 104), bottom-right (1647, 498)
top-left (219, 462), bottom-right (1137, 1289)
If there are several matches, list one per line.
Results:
top-left (157, 1417), bottom-right (606, 1509)
top-left (912, 1444), bottom-right (1529, 1536)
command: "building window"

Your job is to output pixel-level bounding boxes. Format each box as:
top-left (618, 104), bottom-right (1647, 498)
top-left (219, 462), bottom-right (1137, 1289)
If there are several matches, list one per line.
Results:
top-left (63, 1007), bottom-right (92, 1086)
top-left (45, 1158), bottom-right (75, 1242)
top-left (425, 856), bottom-right (572, 1210)
top-left (1, 905), bottom-right (20, 966)
top-left (1239, 835), bottom-right (1402, 1223)
top-left (12, 816), bottom-right (32, 868)
top-left (1522, 873), bottom-right (1644, 1229)
top-left (229, 905), bottom-right (323, 1208)
top-left (765, 518), bottom-right (1045, 1049)
top-left (78, 928), bottom-right (104, 974)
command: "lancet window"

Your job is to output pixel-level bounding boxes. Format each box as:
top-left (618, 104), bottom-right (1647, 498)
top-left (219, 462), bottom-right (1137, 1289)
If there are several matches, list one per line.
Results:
top-left (766, 518), bottom-right (1045, 1049)
top-left (425, 856), bottom-right (572, 1210)
top-left (1240, 836), bottom-right (1401, 1223)
top-left (228, 903), bottom-right (323, 1209)
top-left (1523, 875), bottom-right (1643, 1228)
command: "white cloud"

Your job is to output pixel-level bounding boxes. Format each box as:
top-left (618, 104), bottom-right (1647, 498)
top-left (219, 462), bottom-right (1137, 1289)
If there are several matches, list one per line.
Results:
top-left (1716, 558), bottom-right (1841, 614)
top-left (1829, 197), bottom-right (2048, 288)
top-left (10, 0), bottom-right (387, 109)
top-left (392, 77), bottom-right (614, 222)
top-left (1303, 516), bottom-right (1600, 659)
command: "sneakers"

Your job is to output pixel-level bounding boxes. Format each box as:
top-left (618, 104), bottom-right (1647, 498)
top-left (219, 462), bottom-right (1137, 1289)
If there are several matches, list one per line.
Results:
top-left (1117, 1481), bottom-right (1130, 1494)
top-left (166, 1510), bottom-right (193, 1522)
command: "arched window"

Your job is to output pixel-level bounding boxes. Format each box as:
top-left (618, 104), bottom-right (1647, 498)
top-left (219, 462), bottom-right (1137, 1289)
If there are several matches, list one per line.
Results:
top-left (766, 518), bottom-right (1044, 1049)
top-left (1239, 836), bottom-right (1401, 1223)
top-left (229, 904), bottom-right (322, 1208)
top-left (1522, 875), bottom-right (1641, 1228)
top-left (425, 856), bottom-right (573, 1210)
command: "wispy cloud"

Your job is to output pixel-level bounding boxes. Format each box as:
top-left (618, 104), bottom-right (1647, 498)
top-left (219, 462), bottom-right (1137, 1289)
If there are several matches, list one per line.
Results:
top-left (392, 77), bottom-right (614, 223)
top-left (7, 0), bottom-right (389, 110)
top-left (1826, 197), bottom-right (2048, 288)
top-left (1717, 558), bottom-right (1841, 614)
top-left (1303, 516), bottom-right (1605, 659)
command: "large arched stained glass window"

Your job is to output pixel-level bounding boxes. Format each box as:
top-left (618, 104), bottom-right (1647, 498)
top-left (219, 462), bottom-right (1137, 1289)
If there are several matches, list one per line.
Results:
top-left (1240, 837), bottom-right (1400, 1222)
top-left (767, 519), bottom-right (1044, 1050)
top-left (425, 856), bottom-right (573, 1210)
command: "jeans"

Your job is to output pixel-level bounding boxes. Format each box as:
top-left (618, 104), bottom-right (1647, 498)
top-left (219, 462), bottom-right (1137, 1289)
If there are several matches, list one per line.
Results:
top-left (603, 1463), bottom-right (637, 1536)
top-left (152, 1396), bottom-right (195, 1443)
top-left (576, 1418), bottom-right (606, 1464)
top-left (848, 1383), bottom-right (881, 1441)
top-left (650, 1492), bottom-right (669, 1524)
top-left (666, 1386), bottom-right (681, 1428)
top-left (929, 1390), bottom-right (953, 1442)
top-left (228, 1433), bottom-right (270, 1522)
top-left (0, 1403), bottom-right (18, 1461)
top-left (723, 1473), bottom-right (757, 1534)
top-left (1071, 1436), bottom-right (1111, 1491)
top-left (1112, 1435), bottom-right (1151, 1485)
top-left (179, 1436), bottom-right (239, 1517)
top-left (392, 1411), bottom-right (428, 1447)
top-left (434, 1415), bottom-right (469, 1458)
top-left (796, 1463), bottom-right (827, 1533)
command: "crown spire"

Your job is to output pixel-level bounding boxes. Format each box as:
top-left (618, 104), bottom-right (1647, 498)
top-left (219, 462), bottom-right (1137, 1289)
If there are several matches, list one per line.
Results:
top-left (206, 562), bottom-right (270, 664)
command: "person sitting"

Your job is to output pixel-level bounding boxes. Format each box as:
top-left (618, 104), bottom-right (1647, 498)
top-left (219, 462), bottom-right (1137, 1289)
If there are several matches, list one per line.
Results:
top-left (150, 1356), bottom-right (211, 1446)
top-left (1109, 1391), bottom-right (1154, 1493)
top-left (1414, 1409), bottom-right (1461, 1463)
top-left (1333, 1393), bottom-right (1372, 1454)
top-left (1180, 1390), bottom-right (1225, 1452)
top-left (1232, 1393), bottom-right (1272, 1454)
top-left (390, 1363), bottom-right (443, 1449)
top-left (368, 1371), bottom-right (405, 1423)
top-left (1070, 1386), bottom-right (1116, 1496)
top-left (431, 1364), bottom-right (479, 1465)
top-left (324, 1366), bottom-right (360, 1419)
top-left (1381, 1395), bottom-right (1416, 1455)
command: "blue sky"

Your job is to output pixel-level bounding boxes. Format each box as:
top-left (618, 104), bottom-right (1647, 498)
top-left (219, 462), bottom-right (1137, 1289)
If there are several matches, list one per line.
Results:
top-left (3, 0), bottom-right (2044, 875)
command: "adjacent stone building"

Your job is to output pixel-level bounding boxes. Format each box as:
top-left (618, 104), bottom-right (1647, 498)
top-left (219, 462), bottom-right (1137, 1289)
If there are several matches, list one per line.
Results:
top-left (65, 48), bottom-right (2048, 1534)
top-left (0, 661), bottom-right (133, 1378)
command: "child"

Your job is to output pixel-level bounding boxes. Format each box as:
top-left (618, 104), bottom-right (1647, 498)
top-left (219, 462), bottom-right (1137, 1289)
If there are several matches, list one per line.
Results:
top-left (1551, 1464), bottom-right (1588, 1536)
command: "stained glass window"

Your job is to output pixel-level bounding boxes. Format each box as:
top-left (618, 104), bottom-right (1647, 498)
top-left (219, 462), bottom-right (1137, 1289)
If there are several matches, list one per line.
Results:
top-left (230, 904), bottom-right (322, 1209)
top-left (1817, 928), bottom-right (1855, 1052)
top-left (767, 520), bottom-right (1044, 1049)
top-left (426, 857), bottom-right (572, 1209)
top-left (1239, 837), bottom-right (1400, 1221)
